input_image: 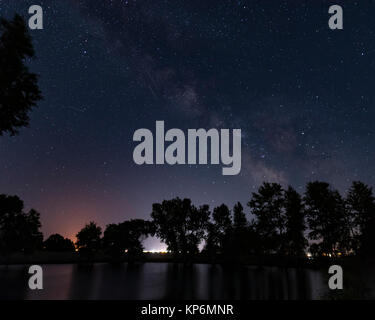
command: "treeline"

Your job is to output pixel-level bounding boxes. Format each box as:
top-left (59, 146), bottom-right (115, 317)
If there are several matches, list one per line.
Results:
top-left (1, 181), bottom-right (375, 260)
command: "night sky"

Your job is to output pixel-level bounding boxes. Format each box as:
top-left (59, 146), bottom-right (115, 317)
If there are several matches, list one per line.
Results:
top-left (1, 0), bottom-right (374, 250)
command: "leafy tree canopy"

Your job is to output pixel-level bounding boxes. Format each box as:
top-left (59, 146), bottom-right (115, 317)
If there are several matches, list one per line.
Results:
top-left (0, 14), bottom-right (42, 136)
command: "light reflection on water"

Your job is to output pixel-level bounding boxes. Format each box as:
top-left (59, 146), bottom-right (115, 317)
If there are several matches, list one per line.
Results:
top-left (0, 263), bottom-right (328, 300)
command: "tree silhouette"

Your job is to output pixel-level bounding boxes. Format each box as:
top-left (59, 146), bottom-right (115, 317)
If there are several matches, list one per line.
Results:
top-left (284, 186), bottom-right (307, 256)
top-left (0, 14), bottom-right (42, 136)
top-left (23, 209), bottom-right (43, 253)
top-left (205, 204), bottom-right (232, 255)
top-left (230, 202), bottom-right (251, 256)
top-left (76, 221), bottom-right (102, 254)
top-left (4, 180), bottom-right (375, 263)
top-left (346, 181), bottom-right (375, 256)
top-left (233, 202), bottom-right (247, 229)
top-left (0, 194), bottom-right (43, 255)
top-left (151, 198), bottom-right (209, 257)
top-left (361, 217), bottom-right (375, 257)
top-left (304, 181), bottom-right (349, 257)
top-left (248, 182), bottom-right (285, 254)
top-left (186, 204), bottom-right (210, 255)
top-left (103, 219), bottom-right (155, 258)
top-left (44, 234), bottom-right (75, 252)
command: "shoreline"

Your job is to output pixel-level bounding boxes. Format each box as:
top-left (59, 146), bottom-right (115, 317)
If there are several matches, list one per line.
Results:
top-left (1, 252), bottom-right (371, 269)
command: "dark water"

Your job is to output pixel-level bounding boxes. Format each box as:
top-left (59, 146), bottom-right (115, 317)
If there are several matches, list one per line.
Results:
top-left (0, 263), bottom-right (331, 300)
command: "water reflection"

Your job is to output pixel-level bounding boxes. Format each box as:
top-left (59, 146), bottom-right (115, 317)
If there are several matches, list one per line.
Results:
top-left (0, 263), bottom-right (330, 300)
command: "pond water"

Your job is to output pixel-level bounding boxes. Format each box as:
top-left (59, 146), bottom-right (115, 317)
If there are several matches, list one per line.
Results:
top-left (0, 263), bottom-right (333, 300)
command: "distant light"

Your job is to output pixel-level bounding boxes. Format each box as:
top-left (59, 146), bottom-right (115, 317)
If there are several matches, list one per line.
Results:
top-left (143, 249), bottom-right (169, 253)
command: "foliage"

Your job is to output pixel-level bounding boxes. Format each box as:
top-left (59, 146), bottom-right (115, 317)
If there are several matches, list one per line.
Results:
top-left (248, 182), bottom-right (285, 254)
top-left (103, 219), bottom-right (155, 256)
top-left (44, 234), bottom-right (75, 252)
top-left (0, 194), bottom-right (43, 254)
top-left (304, 181), bottom-right (349, 257)
top-left (2, 179), bottom-right (375, 260)
top-left (205, 204), bottom-right (232, 255)
top-left (284, 186), bottom-right (307, 256)
top-left (0, 14), bottom-right (42, 136)
top-left (76, 221), bottom-right (102, 254)
top-left (151, 198), bottom-right (210, 255)
top-left (346, 181), bottom-right (375, 256)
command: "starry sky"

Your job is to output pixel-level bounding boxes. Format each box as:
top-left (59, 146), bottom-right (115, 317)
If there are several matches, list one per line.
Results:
top-left (0, 0), bottom-right (374, 250)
